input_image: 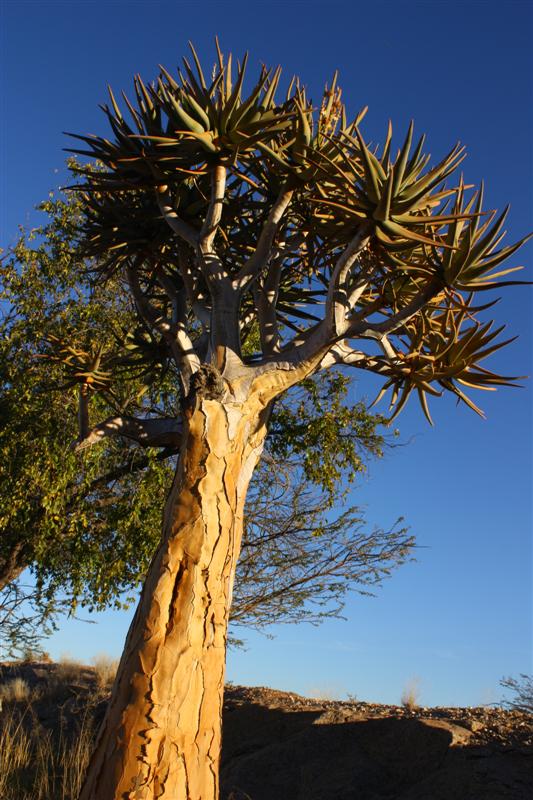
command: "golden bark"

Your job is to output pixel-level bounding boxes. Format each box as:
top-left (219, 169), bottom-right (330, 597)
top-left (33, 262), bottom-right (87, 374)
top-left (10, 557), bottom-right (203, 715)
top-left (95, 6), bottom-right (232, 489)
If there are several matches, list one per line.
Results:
top-left (79, 394), bottom-right (268, 800)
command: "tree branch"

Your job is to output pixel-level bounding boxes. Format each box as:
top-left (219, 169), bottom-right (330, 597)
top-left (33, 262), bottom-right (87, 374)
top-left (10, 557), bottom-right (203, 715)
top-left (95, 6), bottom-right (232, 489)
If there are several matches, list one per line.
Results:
top-left (318, 338), bottom-right (403, 376)
top-left (325, 226), bottom-right (371, 337)
top-left (126, 264), bottom-right (200, 387)
top-left (154, 267), bottom-right (187, 328)
top-left (349, 277), bottom-right (444, 338)
top-left (199, 164), bottom-right (227, 255)
top-left (251, 227), bottom-right (372, 377)
top-left (154, 266), bottom-right (202, 377)
top-left (259, 277), bottom-right (443, 393)
top-left (194, 167), bottom-right (241, 359)
top-left (317, 341), bottom-right (368, 370)
top-left (254, 249), bottom-right (285, 355)
top-left (176, 250), bottom-right (210, 327)
top-left (73, 415), bottom-right (183, 452)
top-left (195, 164), bottom-right (232, 300)
top-left (235, 186), bottom-right (294, 293)
top-left (156, 188), bottom-right (199, 247)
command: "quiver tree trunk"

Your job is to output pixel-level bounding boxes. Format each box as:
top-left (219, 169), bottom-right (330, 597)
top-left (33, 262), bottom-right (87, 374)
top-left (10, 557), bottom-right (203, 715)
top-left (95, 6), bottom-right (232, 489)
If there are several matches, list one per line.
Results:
top-left (79, 393), bottom-right (269, 800)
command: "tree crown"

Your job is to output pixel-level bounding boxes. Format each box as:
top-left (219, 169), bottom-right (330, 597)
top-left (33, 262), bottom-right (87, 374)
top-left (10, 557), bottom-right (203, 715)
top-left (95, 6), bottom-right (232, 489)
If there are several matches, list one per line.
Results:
top-left (61, 41), bottom-right (531, 423)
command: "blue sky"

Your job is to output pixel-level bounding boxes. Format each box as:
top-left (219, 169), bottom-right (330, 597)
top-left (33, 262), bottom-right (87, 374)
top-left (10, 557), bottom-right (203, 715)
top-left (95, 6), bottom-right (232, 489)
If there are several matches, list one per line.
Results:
top-left (1, 0), bottom-right (531, 707)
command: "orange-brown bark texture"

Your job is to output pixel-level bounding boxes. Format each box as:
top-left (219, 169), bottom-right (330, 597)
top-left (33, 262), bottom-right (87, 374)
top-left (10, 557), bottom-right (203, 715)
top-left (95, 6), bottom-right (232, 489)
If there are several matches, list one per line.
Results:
top-left (79, 396), bottom-right (268, 800)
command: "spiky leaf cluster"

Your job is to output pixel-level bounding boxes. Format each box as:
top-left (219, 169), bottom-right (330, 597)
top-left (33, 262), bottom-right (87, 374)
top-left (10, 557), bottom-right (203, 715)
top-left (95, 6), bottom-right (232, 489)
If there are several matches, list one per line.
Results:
top-left (63, 41), bottom-right (530, 421)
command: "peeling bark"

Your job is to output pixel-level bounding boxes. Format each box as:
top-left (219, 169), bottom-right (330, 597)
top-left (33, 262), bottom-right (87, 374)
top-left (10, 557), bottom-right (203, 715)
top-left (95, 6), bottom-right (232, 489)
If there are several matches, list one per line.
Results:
top-left (79, 393), bottom-right (269, 800)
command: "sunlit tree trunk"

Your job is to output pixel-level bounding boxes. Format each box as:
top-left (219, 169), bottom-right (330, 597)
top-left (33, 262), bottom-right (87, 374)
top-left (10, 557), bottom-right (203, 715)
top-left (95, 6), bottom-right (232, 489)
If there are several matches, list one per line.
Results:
top-left (79, 395), bottom-right (268, 800)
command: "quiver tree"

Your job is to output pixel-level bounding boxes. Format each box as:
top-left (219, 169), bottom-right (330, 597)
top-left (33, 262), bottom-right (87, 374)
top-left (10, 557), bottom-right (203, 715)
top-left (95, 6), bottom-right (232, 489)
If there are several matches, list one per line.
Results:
top-left (55, 43), bottom-right (529, 799)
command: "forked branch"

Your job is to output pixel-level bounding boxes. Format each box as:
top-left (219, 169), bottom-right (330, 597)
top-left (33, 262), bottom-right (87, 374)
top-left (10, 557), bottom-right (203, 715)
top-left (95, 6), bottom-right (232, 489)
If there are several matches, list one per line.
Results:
top-left (200, 165), bottom-right (227, 254)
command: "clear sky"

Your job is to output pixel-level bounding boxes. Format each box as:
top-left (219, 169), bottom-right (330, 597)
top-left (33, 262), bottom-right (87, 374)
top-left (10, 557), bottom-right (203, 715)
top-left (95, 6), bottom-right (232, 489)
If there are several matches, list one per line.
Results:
top-left (1, 0), bottom-right (531, 707)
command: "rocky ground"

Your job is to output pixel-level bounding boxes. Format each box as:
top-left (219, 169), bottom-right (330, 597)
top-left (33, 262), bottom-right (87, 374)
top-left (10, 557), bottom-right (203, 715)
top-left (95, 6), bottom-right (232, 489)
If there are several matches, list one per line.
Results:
top-left (220, 685), bottom-right (532, 799)
top-left (1, 662), bottom-right (531, 799)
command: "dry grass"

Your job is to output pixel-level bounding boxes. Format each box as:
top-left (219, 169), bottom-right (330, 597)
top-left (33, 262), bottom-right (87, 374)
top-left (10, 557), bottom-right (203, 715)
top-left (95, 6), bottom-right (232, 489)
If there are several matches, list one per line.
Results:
top-left (20, 647), bottom-right (52, 664)
top-left (401, 677), bottom-right (421, 710)
top-left (0, 678), bottom-right (33, 705)
top-left (55, 653), bottom-right (85, 683)
top-left (0, 704), bottom-right (94, 800)
top-left (0, 709), bottom-right (32, 789)
top-left (91, 653), bottom-right (118, 689)
top-left (0, 658), bottom-right (106, 799)
top-left (307, 685), bottom-right (340, 701)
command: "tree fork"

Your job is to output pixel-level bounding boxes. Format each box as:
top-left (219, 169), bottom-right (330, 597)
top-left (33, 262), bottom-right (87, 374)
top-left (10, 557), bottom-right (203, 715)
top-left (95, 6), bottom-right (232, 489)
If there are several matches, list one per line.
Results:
top-left (79, 393), bottom-right (269, 800)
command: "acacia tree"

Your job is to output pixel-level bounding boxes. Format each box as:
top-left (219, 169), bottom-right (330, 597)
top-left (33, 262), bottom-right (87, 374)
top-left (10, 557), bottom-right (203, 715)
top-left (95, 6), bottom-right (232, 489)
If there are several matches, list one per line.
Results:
top-left (51, 44), bottom-right (529, 798)
top-left (1, 192), bottom-right (411, 658)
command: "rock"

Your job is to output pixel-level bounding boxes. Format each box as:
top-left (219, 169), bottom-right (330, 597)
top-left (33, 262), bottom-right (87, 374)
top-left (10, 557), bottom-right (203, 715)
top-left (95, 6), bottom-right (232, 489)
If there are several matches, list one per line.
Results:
top-left (422, 718), bottom-right (473, 745)
top-left (220, 687), bottom-right (533, 800)
top-left (464, 718), bottom-right (485, 733)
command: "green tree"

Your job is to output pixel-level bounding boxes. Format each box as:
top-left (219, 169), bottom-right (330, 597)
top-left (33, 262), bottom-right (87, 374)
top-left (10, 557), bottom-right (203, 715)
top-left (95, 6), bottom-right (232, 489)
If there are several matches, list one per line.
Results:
top-left (0, 187), bottom-right (411, 658)
top-left (20, 44), bottom-right (531, 798)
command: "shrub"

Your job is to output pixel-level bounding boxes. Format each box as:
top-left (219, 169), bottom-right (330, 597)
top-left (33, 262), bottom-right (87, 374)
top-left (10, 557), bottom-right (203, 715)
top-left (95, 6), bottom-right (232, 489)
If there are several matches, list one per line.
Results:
top-left (500, 674), bottom-right (533, 714)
